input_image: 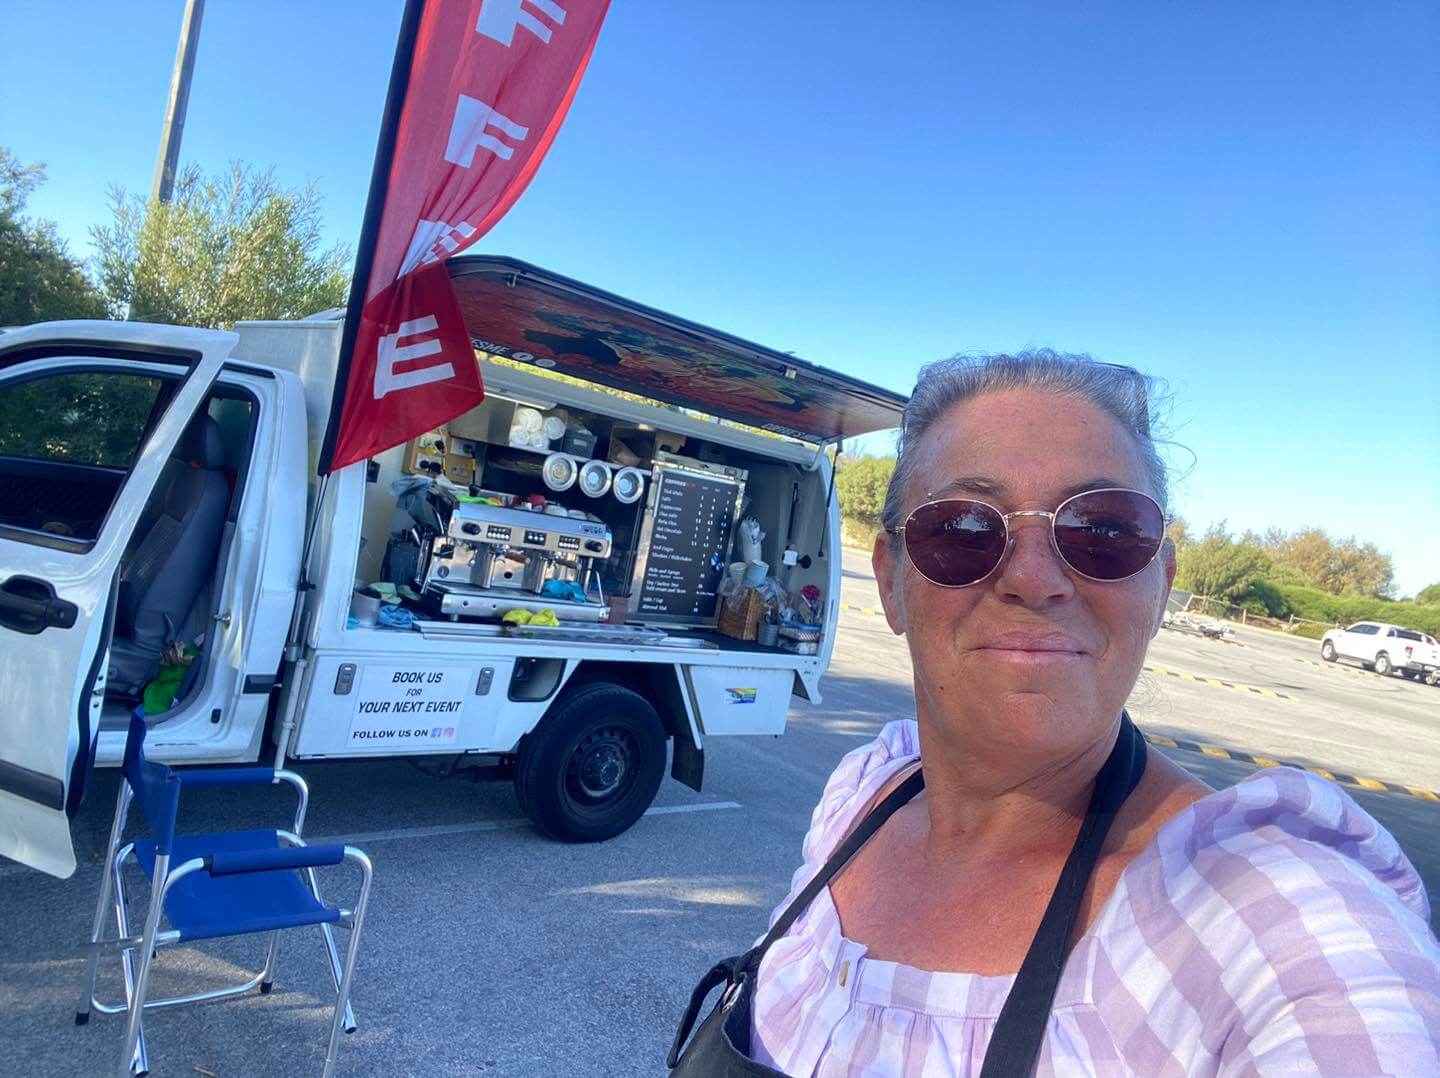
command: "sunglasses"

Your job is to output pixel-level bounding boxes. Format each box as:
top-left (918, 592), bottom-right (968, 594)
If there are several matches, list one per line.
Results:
top-left (891, 487), bottom-right (1166, 588)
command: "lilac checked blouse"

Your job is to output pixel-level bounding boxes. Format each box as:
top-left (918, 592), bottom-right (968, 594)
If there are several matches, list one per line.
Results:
top-left (749, 721), bottom-right (1440, 1076)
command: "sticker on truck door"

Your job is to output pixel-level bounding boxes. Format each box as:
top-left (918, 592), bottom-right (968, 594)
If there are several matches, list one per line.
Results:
top-left (347, 666), bottom-right (468, 748)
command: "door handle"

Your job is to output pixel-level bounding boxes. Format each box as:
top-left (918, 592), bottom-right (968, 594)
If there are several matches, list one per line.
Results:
top-left (213, 611), bottom-right (232, 629)
top-left (0, 576), bottom-right (79, 634)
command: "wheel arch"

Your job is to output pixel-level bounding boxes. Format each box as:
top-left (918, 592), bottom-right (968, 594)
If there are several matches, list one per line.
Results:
top-left (561, 661), bottom-right (703, 792)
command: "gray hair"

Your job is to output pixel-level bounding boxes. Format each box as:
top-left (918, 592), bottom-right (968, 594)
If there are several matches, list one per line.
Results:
top-left (881, 350), bottom-right (1169, 546)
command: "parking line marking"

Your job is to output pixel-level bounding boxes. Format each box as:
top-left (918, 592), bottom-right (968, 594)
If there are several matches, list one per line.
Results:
top-left (840, 603), bottom-right (884, 617)
top-left (1145, 666), bottom-right (1295, 701)
top-left (311, 801), bottom-right (743, 847)
top-left (643, 801), bottom-right (744, 817)
top-left (1143, 734), bottom-right (1440, 804)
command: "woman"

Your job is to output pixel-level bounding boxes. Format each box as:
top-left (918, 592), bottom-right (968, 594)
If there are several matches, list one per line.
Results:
top-left (670, 352), bottom-right (1440, 1076)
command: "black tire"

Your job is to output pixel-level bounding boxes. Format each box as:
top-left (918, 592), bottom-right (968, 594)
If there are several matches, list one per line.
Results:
top-left (513, 682), bottom-right (667, 843)
top-left (1320, 641), bottom-right (1337, 662)
top-left (1374, 653), bottom-right (1392, 677)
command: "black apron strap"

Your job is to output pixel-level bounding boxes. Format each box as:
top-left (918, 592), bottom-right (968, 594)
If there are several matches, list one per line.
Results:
top-left (667, 766), bottom-right (927, 1070)
top-left (669, 713), bottom-right (1148, 1076)
top-left (746, 765), bottom-right (927, 970)
top-left (978, 714), bottom-right (1148, 1077)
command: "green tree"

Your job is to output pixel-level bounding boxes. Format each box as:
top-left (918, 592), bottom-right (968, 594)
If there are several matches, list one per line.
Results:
top-left (1165, 515), bottom-right (1193, 553)
top-left (1261, 525), bottom-right (1395, 598)
top-left (0, 148), bottom-right (106, 324)
top-left (1417, 583), bottom-right (1440, 607)
top-left (91, 162), bottom-right (351, 328)
top-left (835, 455), bottom-right (895, 534)
top-left (1174, 523), bottom-right (1271, 603)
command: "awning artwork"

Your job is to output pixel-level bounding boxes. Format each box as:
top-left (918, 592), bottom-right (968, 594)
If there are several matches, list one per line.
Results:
top-left (449, 257), bottom-right (908, 442)
top-left (319, 0), bottom-right (612, 473)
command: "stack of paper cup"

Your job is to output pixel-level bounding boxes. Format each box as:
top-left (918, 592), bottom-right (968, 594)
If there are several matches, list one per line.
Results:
top-left (509, 406), bottom-right (544, 447)
top-left (742, 560), bottom-right (768, 588)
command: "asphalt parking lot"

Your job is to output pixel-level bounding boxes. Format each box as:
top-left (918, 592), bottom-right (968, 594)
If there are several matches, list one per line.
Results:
top-left (4, 547), bottom-right (1437, 1076)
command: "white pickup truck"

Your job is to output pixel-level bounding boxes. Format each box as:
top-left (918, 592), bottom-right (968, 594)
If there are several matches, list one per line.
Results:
top-left (1320, 621), bottom-right (1440, 684)
top-left (0, 256), bottom-right (906, 878)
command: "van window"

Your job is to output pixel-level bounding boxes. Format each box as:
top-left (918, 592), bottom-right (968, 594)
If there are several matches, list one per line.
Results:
top-left (0, 370), bottom-right (163, 467)
top-left (0, 369), bottom-right (166, 542)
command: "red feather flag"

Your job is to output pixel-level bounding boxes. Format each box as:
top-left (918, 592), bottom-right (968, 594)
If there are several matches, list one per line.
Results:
top-left (320, 0), bottom-right (611, 473)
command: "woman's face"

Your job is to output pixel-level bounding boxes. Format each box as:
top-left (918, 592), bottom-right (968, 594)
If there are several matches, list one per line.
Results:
top-left (872, 387), bottom-right (1175, 762)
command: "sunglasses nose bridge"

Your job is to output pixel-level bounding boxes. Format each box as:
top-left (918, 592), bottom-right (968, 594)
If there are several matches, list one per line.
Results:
top-left (998, 510), bottom-right (1067, 574)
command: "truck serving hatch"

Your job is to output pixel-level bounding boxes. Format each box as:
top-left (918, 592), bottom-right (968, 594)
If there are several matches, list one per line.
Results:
top-left (447, 256), bottom-right (906, 443)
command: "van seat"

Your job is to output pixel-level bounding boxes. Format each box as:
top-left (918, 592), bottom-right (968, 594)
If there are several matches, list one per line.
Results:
top-left (106, 416), bottom-right (229, 700)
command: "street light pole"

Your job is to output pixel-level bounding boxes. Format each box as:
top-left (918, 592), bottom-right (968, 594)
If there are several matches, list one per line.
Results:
top-left (151, 0), bottom-right (206, 204)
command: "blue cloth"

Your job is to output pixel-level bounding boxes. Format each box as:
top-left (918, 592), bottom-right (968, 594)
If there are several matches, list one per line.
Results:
top-left (541, 579), bottom-right (587, 603)
top-left (377, 604), bottom-right (416, 629)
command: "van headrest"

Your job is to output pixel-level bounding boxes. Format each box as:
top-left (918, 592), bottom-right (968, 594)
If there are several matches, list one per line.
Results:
top-left (173, 415), bottom-right (226, 470)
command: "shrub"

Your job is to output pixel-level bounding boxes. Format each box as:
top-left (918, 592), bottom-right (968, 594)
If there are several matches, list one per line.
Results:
top-left (1238, 578), bottom-right (1292, 619)
top-left (834, 456), bottom-right (894, 534)
top-left (1174, 527), bottom-right (1271, 603)
top-left (1275, 584), bottom-right (1440, 637)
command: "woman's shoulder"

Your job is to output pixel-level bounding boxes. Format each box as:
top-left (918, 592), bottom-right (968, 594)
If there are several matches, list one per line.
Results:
top-left (799, 720), bottom-right (921, 869)
top-left (1095, 767), bottom-right (1440, 1072)
top-left (1109, 765), bottom-right (1438, 971)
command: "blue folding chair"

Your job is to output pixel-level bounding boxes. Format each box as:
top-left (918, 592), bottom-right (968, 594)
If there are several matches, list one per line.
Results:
top-left (77, 710), bottom-right (373, 1077)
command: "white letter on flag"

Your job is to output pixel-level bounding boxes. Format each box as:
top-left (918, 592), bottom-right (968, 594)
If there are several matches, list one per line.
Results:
top-left (445, 96), bottom-right (530, 166)
top-left (374, 316), bottom-right (456, 399)
top-left (477, 0), bottom-right (567, 46)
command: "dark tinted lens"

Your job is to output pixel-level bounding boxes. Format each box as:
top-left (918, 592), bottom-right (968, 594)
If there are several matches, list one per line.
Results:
top-left (903, 500), bottom-right (1007, 586)
top-left (1053, 489), bottom-right (1163, 580)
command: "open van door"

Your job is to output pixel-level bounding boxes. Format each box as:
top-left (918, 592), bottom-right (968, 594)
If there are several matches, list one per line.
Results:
top-left (0, 322), bottom-right (234, 878)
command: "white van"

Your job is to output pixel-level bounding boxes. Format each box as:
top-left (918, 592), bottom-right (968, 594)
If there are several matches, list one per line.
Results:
top-left (0, 257), bottom-right (905, 877)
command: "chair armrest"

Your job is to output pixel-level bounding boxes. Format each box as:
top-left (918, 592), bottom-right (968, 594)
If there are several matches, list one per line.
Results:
top-left (205, 843), bottom-right (346, 876)
top-left (179, 767), bottom-right (276, 788)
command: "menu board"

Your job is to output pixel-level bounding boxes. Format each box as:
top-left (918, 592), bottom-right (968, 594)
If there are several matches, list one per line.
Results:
top-left (632, 464), bottom-right (743, 625)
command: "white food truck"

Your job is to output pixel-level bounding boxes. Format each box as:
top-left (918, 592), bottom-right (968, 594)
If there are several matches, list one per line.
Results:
top-left (0, 257), bottom-right (905, 877)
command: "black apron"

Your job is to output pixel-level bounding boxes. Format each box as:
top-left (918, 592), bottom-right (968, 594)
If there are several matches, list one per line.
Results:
top-left (667, 714), bottom-right (1148, 1077)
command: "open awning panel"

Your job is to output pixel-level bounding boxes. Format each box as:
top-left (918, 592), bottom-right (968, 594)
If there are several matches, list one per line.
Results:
top-left (448, 257), bottom-right (906, 442)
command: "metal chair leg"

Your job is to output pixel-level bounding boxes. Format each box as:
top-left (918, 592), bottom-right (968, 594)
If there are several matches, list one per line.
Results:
top-left (78, 784), bottom-right (132, 1024)
top-left (321, 849), bottom-right (372, 1078)
top-left (306, 864), bottom-right (356, 1031)
top-left (111, 848), bottom-right (149, 1077)
top-left (259, 930), bottom-right (281, 993)
top-left (119, 855), bottom-right (169, 1077)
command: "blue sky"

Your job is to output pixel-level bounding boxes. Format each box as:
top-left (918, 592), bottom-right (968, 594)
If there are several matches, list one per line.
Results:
top-left (3, 1), bottom-right (1437, 594)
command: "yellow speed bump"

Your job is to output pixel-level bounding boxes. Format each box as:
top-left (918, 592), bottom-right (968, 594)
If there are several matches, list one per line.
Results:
top-left (1144, 666), bottom-right (1295, 701)
top-left (1293, 658), bottom-right (1388, 681)
top-left (1142, 733), bottom-right (1440, 804)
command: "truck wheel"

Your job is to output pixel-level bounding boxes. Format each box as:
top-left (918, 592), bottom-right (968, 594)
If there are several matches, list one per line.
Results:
top-left (1374, 653), bottom-right (1391, 676)
top-left (1320, 641), bottom-right (1337, 662)
top-left (513, 682), bottom-right (666, 843)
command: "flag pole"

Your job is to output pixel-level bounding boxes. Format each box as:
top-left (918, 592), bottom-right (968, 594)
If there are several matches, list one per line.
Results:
top-left (318, 0), bottom-right (429, 475)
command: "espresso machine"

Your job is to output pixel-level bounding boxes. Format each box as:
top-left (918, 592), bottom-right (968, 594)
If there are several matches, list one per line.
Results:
top-left (422, 502), bottom-right (613, 622)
